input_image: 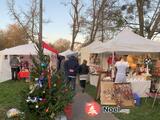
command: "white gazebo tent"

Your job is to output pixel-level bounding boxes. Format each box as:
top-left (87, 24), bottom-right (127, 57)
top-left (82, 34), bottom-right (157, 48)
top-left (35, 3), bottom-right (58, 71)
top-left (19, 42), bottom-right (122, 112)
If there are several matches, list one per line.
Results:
top-left (94, 28), bottom-right (160, 53)
top-left (0, 43), bottom-right (57, 82)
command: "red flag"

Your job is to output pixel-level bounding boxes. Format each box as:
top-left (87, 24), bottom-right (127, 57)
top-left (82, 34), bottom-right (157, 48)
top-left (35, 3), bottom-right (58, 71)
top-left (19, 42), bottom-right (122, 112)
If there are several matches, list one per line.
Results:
top-left (42, 41), bottom-right (58, 54)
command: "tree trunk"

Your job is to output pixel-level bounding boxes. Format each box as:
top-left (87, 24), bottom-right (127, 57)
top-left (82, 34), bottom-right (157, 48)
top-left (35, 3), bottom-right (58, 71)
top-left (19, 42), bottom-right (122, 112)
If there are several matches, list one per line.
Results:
top-left (89, 0), bottom-right (97, 43)
top-left (71, 14), bottom-right (76, 50)
top-left (136, 0), bottom-right (144, 37)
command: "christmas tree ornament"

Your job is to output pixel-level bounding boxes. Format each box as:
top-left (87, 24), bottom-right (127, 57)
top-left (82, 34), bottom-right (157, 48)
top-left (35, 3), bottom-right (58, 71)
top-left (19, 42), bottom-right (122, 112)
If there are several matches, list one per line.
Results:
top-left (41, 63), bottom-right (45, 67)
top-left (41, 63), bottom-right (47, 68)
top-left (39, 98), bottom-right (43, 101)
top-left (26, 96), bottom-right (38, 103)
top-left (35, 105), bottom-right (39, 108)
top-left (65, 88), bottom-right (68, 92)
top-left (29, 84), bottom-right (38, 94)
top-left (45, 107), bottom-right (49, 113)
top-left (38, 74), bottom-right (45, 87)
top-left (50, 112), bottom-right (55, 119)
top-left (42, 98), bottom-right (47, 103)
top-left (41, 70), bottom-right (45, 75)
top-left (29, 84), bottom-right (34, 90)
top-left (35, 78), bottom-right (39, 81)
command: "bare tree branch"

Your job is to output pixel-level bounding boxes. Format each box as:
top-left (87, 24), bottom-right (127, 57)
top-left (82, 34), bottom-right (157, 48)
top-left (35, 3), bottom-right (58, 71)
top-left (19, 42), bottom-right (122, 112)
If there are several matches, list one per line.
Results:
top-left (148, 0), bottom-right (160, 30)
top-left (7, 0), bottom-right (39, 42)
top-left (148, 12), bottom-right (160, 38)
top-left (70, 0), bottom-right (83, 50)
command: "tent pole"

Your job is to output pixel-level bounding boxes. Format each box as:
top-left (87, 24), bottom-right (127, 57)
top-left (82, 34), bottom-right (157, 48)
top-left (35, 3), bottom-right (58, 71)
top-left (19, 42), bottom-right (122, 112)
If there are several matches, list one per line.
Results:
top-left (39, 0), bottom-right (43, 46)
top-left (111, 51), bottom-right (115, 81)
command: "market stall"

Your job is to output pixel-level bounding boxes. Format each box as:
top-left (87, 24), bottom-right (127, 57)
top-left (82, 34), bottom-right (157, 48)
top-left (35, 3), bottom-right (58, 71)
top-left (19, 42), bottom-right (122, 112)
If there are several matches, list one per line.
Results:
top-left (89, 28), bottom-right (160, 101)
top-left (80, 41), bottom-right (107, 86)
top-left (0, 42), bottom-right (58, 82)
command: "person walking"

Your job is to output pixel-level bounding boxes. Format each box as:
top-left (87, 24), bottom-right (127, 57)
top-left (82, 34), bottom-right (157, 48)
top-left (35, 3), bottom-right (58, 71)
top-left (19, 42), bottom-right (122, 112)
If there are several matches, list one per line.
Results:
top-left (64, 56), bottom-right (79, 91)
top-left (59, 56), bottom-right (66, 82)
top-left (115, 55), bottom-right (129, 83)
top-left (79, 60), bottom-right (89, 93)
top-left (10, 55), bottom-right (20, 80)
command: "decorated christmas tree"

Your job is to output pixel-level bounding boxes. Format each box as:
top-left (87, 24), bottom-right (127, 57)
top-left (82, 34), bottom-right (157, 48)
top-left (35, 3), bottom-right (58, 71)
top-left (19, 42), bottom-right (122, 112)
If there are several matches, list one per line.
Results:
top-left (21, 41), bottom-right (73, 119)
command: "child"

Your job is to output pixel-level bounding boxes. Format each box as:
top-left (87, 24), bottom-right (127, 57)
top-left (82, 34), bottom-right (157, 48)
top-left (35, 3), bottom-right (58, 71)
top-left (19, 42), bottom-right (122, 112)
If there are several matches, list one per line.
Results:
top-left (79, 60), bottom-right (89, 93)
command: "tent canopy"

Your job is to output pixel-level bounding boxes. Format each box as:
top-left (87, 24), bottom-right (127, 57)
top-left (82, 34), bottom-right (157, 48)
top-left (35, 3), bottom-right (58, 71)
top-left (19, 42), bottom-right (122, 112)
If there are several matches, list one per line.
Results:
top-left (86, 41), bottom-right (103, 53)
top-left (93, 28), bottom-right (160, 53)
top-left (59, 49), bottom-right (77, 57)
top-left (0, 43), bottom-right (58, 55)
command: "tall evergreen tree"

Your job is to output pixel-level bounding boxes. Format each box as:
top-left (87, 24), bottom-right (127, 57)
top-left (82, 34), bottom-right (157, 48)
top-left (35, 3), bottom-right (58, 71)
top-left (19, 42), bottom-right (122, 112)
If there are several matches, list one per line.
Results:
top-left (21, 41), bottom-right (73, 119)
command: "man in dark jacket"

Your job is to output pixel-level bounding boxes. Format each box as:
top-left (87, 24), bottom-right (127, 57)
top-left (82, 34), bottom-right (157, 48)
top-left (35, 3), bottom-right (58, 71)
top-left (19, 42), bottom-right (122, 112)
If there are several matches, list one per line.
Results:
top-left (79, 60), bottom-right (89, 93)
top-left (64, 56), bottom-right (79, 91)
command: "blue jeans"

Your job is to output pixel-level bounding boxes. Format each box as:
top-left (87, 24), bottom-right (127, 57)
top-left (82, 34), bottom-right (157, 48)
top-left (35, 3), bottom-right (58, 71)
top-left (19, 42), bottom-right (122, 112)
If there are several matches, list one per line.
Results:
top-left (67, 76), bottom-right (76, 91)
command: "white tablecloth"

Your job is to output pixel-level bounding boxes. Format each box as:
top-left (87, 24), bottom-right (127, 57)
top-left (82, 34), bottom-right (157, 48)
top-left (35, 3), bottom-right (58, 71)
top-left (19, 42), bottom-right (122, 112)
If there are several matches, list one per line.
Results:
top-left (89, 74), bottom-right (99, 87)
top-left (89, 74), bottom-right (151, 97)
top-left (127, 80), bottom-right (151, 97)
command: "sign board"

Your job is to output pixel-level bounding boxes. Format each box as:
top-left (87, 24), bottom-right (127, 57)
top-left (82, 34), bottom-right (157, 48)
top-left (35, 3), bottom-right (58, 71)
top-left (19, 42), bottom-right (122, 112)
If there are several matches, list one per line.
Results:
top-left (101, 81), bottom-right (134, 107)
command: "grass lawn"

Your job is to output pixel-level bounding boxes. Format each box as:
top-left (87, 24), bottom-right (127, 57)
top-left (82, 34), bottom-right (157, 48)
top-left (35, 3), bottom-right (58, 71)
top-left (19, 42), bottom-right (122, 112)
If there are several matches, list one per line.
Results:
top-left (1, 80), bottom-right (160, 120)
top-left (0, 80), bottom-right (27, 118)
top-left (85, 83), bottom-right (160, 120)
top-left (0, 80), bottom-right (28, 108)
top-left (0, 80), bottom-right (38, 119)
